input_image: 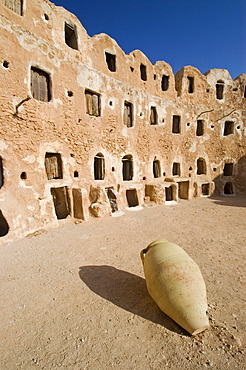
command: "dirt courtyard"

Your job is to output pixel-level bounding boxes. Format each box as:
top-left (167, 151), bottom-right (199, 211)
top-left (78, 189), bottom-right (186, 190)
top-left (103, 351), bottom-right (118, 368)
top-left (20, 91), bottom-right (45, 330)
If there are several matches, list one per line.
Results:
top-left (0, 196), bottom-right (245, 369)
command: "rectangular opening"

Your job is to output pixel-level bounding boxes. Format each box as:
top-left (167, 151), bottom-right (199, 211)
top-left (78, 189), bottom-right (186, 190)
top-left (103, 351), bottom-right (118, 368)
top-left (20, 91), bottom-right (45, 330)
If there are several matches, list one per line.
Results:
top-left (161, 75), bottom-right (169, 91)
top-left (187, 76), bottom-right (194, 93)
top-left (244, 86), bottom-right (246, 98)
top-left (31, 67), bottom-right (51, 102)
top-left (72, 188), bottom-right (84, 219)
top-left (196, 120), bottom-right (204, 136)
top-left (224, 182), bottom-right (234, 195)
top-left (153, 159), bottom-right (161, 178)
top-left (197, 158), bottom-right (206, 175)
top-left (172, 115), bottom-right (181, 133)
top-left (150, 106), bottom-right (158, 125)
top-left (216, 82), bottom-right (224, 100)
top-left (45, 153), bottom-right (63, 180)
top-left (178, 181), bottom-right (189, 199)
top-left (126, 189), bottom-right (139, 207)
top-left (202, 183), bottom-right (210, 196)
top-left (51, 186), bottom-right (70, 219)
top-left (223, 121), bottom-right (234, 136)
top-left (165, 186), bottom-right (173, 201)
top-left (140, 64), bottom-right (147, 81)
top-left (122, 155), bottom-right (133, 181)
top-left (106, 187), bottom-right (118, 212)
top-left (65, 21), bottom-right (78, 50)
top-left (223, 163), bottom-right (233, 176)
top-left (94, 153), bottom-right (105, 180)
top-left (5, 0), bottom-right (23, 15)
top-left (172, 162), bottom-right (180, 176)
top-left (124, 101), bottom-right (133, 127)
top-left (105, 52), bottom-right (116, 72)
top-left (85, 90), bottom-right (100, 116)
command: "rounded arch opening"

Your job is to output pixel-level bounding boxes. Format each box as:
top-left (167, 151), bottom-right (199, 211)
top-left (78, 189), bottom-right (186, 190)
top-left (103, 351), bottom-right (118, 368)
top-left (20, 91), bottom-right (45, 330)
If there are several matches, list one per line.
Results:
top-left (94, 153), bottom-right (105, 180)
top-left (197, 158), bottom-right (206, 175)
top-left (122, 155), bottom-right (133, 181)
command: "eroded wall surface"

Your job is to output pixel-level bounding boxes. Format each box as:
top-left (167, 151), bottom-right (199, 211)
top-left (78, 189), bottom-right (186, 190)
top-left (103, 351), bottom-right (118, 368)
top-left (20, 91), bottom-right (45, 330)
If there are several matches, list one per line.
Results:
top-left (0, 0), bottom-right (245, 244)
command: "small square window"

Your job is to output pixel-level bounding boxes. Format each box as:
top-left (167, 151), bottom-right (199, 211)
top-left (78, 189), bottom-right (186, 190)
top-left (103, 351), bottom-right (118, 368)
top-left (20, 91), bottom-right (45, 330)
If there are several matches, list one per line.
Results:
top-left (85, 90), bottom-right (100, 116)
top-left (223, 121), bottom-right (234, 136)
top-left (105, 52), bottom-right (116, 72)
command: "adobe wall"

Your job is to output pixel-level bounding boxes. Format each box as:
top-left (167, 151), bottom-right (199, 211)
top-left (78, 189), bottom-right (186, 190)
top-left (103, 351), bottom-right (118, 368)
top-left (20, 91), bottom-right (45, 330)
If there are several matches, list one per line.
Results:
top-left (0, 0), bottom-right (245, 244)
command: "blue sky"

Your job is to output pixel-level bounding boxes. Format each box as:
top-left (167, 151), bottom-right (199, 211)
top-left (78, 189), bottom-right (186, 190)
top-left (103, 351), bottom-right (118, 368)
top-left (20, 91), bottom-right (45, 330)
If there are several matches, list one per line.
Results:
top-left (53, 0), bottom-right (245, 79)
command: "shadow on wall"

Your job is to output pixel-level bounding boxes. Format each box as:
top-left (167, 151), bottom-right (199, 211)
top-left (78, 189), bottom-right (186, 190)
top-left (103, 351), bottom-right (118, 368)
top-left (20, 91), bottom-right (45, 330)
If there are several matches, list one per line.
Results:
top-left (209, 155), bottom-right (246, 208)
top-left (79, 265), bottom-right (188, 335)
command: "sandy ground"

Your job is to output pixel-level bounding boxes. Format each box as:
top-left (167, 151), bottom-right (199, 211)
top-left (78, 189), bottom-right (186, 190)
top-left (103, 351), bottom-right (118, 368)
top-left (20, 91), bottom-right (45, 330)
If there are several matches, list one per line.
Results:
top-left (0, 195), bottom-right (245, 370)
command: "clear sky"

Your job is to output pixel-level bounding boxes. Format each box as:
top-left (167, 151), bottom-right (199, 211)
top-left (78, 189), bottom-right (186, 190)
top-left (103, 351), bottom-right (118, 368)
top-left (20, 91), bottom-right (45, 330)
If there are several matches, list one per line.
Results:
top-left (52, 0), bottom-right (245, 79)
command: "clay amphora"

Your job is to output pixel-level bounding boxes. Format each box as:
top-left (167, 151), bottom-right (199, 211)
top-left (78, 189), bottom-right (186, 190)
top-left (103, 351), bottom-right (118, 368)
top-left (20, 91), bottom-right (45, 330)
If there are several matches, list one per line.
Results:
top-left (140, 239), bottom-right (209, 335)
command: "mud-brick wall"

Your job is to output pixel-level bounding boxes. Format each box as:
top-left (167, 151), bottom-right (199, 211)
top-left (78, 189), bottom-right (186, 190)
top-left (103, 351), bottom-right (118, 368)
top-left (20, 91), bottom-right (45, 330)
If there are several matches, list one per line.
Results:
top-left (0, 0), bottom-right (245, 244)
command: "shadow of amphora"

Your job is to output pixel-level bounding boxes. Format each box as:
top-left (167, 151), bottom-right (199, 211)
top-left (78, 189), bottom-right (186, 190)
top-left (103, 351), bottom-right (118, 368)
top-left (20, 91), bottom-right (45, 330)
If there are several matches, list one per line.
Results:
top-left (79, 265), bottom-right (187, 335)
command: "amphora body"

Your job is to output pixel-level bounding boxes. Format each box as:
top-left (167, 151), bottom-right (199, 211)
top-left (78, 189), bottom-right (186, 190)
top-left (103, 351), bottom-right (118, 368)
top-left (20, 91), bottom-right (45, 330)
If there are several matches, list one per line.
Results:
top-left (141, 239), bottom-right (209, 335)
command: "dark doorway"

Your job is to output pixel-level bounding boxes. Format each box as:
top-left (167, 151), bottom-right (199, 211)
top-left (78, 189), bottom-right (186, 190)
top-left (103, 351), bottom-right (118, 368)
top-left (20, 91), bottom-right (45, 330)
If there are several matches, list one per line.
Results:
top-left (202, 183), bottom-right (210, 196)
top-left (51, 186), bottom-right (70, 219)
top-left (223, 163), bottom-right (233, 176)
top-left (105, 52), bottom-right (116, 72)
top-left (196, 120), bottom-right (204, 136)
top-left (122, 155), bottom-right (133, 181)
top-left (216, 80), bottom-right (224, 100)
top-left (223, 121), bottom-right (234, 136)
top-left (106, 187), bottom-right (118, 212)
top-left (126, 189), bottom-right (139, 207)
top-left (197, 158), bottom-right (206, 175)
top-left (140, 64), bottom-right (147, 81)
top-left (165, 186), bottom-right (173, 201)
top-left (161, 75), bottom-right (169, 91)
top-left (178, 181), bottom-right (189, 199)
top-left (224, 182), bottom-right (234, 195)
top-left (153, 159), bottom-right (161, 178)
top-left (172, 162), bottom-right (180, 176)
top-left (187, 76), bottom-right (194, 93)
top-left (172, 115), bottom-right (181, 133)
top-left (65, 21), bottom-right (78, 50)
top-left (150, 106), bottom-right (158, 125)
top-left (94, 153), bottom-right (105, 180)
